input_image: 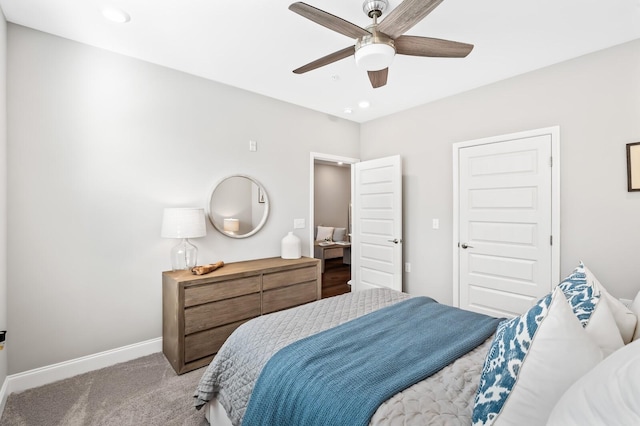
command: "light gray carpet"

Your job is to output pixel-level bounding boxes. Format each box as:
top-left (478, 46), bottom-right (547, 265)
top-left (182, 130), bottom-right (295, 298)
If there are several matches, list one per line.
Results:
top-left (0, 353), bottom-right (209, 426)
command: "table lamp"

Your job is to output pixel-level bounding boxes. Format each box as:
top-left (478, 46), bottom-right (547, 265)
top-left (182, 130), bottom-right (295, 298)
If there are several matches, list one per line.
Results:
top-left (161, 207), bottom-right (206, 271)
top-left (223, 218), bottom-right (240, 234)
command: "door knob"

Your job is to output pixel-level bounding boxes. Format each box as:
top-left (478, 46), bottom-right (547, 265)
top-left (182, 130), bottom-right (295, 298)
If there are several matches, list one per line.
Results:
top-left (460, 243), bottom-right (474, 249)
top-left (388, 239), bottom-right (400, 244)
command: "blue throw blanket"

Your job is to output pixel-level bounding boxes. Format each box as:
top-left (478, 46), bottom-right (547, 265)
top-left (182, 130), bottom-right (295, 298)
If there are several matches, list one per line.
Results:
top-left (242, 296), bottom-right (501, 426)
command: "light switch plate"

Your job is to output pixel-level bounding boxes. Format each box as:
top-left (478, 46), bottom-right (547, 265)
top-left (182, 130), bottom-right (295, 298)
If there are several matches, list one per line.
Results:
top-left (293, 218), bottom-right (305, 229)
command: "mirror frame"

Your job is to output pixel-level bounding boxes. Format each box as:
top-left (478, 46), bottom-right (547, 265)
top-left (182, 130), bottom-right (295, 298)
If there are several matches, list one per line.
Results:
top-left (206, 174), bottom-right (270, 239)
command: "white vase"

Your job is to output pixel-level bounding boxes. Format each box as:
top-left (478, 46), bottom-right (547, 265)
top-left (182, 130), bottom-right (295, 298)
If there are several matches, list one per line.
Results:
top-left (281, 231), bottom-right (301, 259)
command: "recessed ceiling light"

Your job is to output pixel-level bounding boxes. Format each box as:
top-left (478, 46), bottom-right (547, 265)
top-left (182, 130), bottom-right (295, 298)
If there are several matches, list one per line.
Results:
top-left (102, 7), bottom-right (131, 24)
top-left (343, 107), bottom-right (353, 114)
top-left (358, 100), bottom-right (371, 109)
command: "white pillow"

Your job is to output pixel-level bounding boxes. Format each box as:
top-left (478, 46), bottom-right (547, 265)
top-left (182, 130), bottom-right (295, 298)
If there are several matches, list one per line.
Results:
top-left (631, 291), bottom-right (640, 341)
top-left (595, 279), bottom-right (637, 344)
top-left (333, 227), bottom-right (346, 242)
top-left (547, 339), bottom-right (640, 425)
top-left (472, 287), bottom-right (603, 426)
top-left (584, 296), bottom-right (625, 356)
top-left (558, 263), bottom-right (625, 356)
top-left (315, 226), bottom-right (334, 241)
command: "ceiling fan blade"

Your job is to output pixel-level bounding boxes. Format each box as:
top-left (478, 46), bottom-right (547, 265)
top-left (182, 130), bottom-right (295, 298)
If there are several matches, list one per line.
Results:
top-left (293, 46), bottom-right (356, 74)
top-left (289, 2), bottom-right (370, 39)
top-left (395, 35), bottom-right (474, 57)
top-left (378, 0), bottom-right (445, 39)
top-left (368, 68), bottom-right (388, 88)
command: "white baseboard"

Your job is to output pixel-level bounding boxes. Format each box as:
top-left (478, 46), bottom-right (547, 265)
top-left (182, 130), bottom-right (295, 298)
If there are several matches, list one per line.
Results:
top-left (0, 337), bottom-right (162, 417)
top-left (0, 376), bottom-right (8, 421)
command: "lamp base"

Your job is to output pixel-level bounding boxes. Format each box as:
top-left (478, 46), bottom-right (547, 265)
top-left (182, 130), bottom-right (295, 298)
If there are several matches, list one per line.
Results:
top-left (170, 238), bottom-right (198, 271)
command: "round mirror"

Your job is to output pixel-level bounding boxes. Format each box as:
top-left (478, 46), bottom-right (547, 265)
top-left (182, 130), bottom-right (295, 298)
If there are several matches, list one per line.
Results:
top-left (207, 175), bottom-right (269, 239)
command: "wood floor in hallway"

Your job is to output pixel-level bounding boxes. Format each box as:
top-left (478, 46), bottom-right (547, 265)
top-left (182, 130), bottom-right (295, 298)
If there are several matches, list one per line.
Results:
top-left (321, 258), bottom-right (351, 299)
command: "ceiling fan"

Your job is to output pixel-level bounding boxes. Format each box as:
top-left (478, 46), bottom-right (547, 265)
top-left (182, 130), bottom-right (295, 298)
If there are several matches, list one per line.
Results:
top-left (289, 0), bottom-right (474, 88)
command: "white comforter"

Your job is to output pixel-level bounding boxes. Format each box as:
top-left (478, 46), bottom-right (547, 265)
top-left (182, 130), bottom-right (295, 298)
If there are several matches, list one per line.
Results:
top-left (194, 288), bottom-right (491, 426)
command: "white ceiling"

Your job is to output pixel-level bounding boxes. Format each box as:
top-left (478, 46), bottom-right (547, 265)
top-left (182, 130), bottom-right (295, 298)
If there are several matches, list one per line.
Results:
top-left (1, 0), bottom-right (639, 123)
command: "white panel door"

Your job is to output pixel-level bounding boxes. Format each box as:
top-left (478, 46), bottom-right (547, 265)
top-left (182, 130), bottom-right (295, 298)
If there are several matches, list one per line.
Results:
top-left (352, 155), bottom-right (402, 292)
top-left (457, 132), bottom-right (556, 317)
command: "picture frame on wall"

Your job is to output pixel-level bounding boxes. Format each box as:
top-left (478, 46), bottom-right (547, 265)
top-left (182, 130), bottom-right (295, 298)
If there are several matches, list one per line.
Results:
top-left (627, 142), bottom-right (640, 192)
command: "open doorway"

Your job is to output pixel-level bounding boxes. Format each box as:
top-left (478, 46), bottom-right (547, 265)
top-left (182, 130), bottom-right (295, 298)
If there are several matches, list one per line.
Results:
top-left (310, 153), bottom-right (359, 298)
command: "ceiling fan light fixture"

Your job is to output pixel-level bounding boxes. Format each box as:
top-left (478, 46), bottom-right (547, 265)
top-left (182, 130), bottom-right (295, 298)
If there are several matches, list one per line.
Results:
top-left (355, 41), bottom-right (395, 71)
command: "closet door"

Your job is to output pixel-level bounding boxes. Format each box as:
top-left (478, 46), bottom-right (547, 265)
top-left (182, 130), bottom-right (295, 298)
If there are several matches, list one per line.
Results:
top-left (454, 127), bottom-right (560, 317)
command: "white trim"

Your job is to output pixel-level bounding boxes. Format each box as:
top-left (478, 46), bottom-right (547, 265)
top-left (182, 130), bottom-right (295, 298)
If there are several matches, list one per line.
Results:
top-left (452, 126), bottom-right (561, 307)
top-left (452, 144), bottom-right (460, 306)
top-left (0, 376), bottom-right (8, 420)
top-left (0, 337), bottom-right (162, 416)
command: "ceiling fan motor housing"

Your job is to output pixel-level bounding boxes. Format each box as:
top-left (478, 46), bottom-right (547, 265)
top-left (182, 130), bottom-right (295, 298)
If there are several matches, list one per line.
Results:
top-left (355, 30), bottom-right (395, 71)
top-left (356, 0), bottom-right (394, 71)
top-left (363, 0), bottom-right (388, 18)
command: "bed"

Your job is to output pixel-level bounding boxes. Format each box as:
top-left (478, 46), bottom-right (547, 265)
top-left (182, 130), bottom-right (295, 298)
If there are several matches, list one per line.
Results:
top-left (194, 261), bottom-right (640, 426)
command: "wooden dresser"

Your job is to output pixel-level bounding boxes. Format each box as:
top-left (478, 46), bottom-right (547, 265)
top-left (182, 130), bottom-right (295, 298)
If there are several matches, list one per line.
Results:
top-left (162, 257), bottom-right (321, 374)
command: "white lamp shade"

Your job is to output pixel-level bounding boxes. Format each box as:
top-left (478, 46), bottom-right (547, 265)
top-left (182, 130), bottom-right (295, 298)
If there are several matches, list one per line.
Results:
top-left (223, 218), bottom-right (240, 232)
top-left (355, 43), bottom-right (395, 71)
top-left (161, 208), bottom-right (206, 239)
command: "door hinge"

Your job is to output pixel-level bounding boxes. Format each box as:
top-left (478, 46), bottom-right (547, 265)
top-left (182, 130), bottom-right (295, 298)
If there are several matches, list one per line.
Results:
top-left (550, 235), bottom-right (553, 245)
top-left (549, 157), bottom-right (553, 167)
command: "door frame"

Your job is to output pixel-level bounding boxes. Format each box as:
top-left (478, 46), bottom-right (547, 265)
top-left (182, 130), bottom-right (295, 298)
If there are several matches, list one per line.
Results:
top-left (451, 126), bottom-right (561, 308)
top-left (309, 152), bottom-right (360, 258)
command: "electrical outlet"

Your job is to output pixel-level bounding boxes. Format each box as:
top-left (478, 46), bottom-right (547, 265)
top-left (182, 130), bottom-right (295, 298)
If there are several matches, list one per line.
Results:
top-left (249, 140), bottom-right (257, 152)
top-left (405, 262), bottom-right (411, 273)
top-left (432, 218), bottom-right (439, 229)
top-left (293, 218), bottom-right (305, 229)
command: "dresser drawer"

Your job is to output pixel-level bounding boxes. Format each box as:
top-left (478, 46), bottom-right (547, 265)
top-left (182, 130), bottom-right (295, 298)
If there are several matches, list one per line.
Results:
top-left (263, 281), bottom-right (318, 314)
top-left (263, 266), bottom-right (317, 291)
top-left (184, 293), bottom-right (261, 334)
top-left (184, 319), bottom-right (249, 363)
top-left (184, 276), bottom-right (260, 307)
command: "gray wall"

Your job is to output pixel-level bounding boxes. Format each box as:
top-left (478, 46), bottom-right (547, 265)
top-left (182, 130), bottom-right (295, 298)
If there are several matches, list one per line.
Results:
top-left (6, 24), bottom-right (359, 374)
top-left (314, 163), bottom-right (350, 232)
top-left (0, 12), bottom-right (7, 385)
top-left (361, 38), bottom-right (640, 305)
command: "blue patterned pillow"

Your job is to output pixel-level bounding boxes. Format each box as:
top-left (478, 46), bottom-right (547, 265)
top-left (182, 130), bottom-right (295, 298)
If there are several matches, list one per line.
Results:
top-left (557, 262), bottom-right (625, 355)
top-left (472, 288), bottom-right (604, 425)
top-left (472, 292), bottom-right (553, 426)
top-left (557, 261), bottom-right (599, 326)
